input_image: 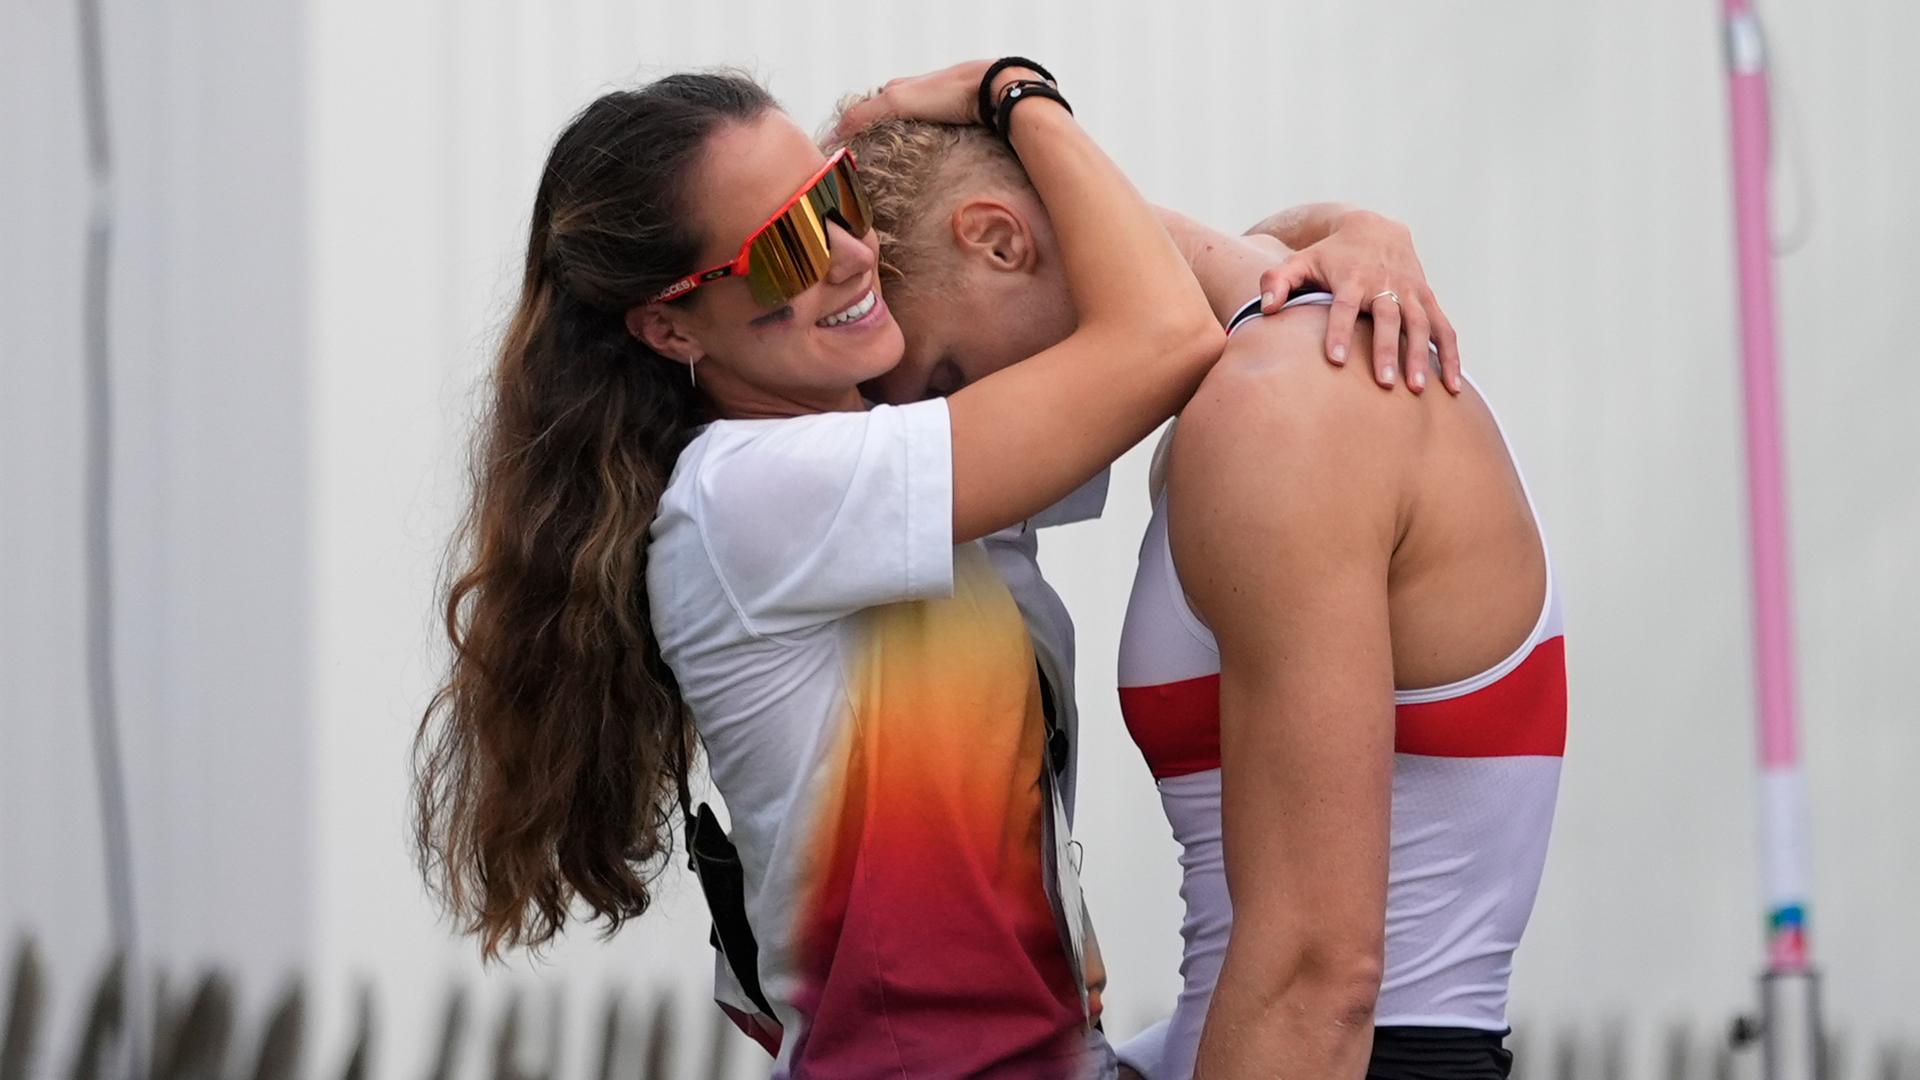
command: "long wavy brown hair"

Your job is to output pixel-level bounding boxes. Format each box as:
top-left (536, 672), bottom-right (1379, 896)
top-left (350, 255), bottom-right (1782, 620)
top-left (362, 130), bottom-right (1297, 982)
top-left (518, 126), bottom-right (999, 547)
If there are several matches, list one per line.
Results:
top-left (413, 72), bottom-right (775, 960)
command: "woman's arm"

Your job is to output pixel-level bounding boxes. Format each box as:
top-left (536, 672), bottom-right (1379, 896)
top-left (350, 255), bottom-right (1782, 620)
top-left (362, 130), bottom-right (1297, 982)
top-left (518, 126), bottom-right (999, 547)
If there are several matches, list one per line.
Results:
top-left (838, 61), bottom-right (1223, 544)
top-left (1249, 204), bottom-right (1462, 393)
top-left (1163, 204), bottom-right (1460, 393)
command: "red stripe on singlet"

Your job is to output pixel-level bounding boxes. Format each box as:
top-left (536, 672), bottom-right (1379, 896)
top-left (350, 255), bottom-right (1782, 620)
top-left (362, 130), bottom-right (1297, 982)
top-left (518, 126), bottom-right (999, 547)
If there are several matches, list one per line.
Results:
top-left (1119, 675), bottom-right (1223, 780)
top-left (1119, 636), bottom-right (1567, 778)
top-left (1394, 636), bottom-right (1568, 758)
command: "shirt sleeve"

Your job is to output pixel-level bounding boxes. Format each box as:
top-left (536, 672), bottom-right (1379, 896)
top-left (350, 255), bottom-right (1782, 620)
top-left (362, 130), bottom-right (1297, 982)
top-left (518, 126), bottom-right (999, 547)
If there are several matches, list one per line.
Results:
top-left (1029, 467), bottom-right (1111, 531)
top-left (1114, 1016), bottom-right (1171, 1078)
top-left (691, 400), bottom-right (955, 636)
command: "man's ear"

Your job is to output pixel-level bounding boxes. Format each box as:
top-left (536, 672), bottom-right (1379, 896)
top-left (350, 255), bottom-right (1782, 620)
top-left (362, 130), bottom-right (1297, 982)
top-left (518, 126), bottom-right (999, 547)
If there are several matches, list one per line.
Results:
top-left (949, 196), bottom-right (1037, 273)
top-left (628, 302), bottom-right (703, 369)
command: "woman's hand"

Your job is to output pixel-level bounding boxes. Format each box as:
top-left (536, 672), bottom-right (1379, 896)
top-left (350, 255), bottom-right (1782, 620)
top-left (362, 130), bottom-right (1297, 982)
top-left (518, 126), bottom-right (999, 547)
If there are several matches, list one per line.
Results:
top-left (832, 60), bottom-right (1046, 138)
top-left (1255, 210), bottom-right (1461, 394)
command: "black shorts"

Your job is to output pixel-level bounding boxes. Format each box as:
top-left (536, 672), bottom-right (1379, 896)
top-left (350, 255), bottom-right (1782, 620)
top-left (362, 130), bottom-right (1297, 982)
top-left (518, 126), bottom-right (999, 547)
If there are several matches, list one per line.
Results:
top-left (1368, 1026), bottom-right (1513, 1080)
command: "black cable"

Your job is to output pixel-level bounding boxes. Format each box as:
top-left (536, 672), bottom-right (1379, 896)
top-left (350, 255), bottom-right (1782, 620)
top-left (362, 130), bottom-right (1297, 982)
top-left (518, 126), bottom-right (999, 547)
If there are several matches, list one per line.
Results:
top-left (74, 0), bottom-right (145, 1075)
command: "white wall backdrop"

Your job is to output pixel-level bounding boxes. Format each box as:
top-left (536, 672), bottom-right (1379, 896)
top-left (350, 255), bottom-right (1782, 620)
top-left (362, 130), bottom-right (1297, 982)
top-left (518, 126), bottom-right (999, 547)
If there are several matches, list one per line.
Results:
top-left (2, 0), bottom-right (314, 1069)
top-left (5, 1), bottom-right (1917, 1077)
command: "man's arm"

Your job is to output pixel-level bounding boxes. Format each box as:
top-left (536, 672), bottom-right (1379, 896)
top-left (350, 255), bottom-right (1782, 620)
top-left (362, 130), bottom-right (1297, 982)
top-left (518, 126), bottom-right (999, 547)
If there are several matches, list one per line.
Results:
top-left (1168, 314), bottom-right (1403, 1079)
top-left (1156, 207), bottom-right (1290, 323)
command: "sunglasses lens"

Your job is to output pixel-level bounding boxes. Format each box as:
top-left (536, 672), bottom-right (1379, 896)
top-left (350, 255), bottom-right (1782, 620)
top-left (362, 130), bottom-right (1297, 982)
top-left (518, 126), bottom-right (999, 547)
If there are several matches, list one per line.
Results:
top-left (738, 152), bottom-right (870, 308)
top-left (812, 155), bottom-right (872, 238)
top-left (746, 198), bottom-right (832, 306)
top-left (744, 223), bottom-right (801, 307)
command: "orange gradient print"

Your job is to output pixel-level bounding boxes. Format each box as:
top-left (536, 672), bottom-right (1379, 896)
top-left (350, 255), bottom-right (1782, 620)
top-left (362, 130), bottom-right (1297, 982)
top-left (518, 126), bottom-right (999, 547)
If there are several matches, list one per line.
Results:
top-left (787, 545), bottom-right (1093, 1077)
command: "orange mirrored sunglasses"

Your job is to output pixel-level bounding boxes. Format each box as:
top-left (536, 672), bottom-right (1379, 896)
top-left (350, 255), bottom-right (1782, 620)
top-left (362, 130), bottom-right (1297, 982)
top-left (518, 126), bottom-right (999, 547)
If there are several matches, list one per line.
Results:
top-left (646, 147), bottom-right (873, 307)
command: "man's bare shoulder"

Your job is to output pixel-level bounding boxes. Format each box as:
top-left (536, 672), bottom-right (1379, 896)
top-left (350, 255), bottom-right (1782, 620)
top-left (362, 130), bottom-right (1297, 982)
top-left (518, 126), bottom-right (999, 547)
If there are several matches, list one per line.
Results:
top-left (1165, 304), bottom-right (1404, 616)
top-left (1178, 305), bottom-right (1414, 469)
top-left (1166, 309), bottom-right (1412, 578)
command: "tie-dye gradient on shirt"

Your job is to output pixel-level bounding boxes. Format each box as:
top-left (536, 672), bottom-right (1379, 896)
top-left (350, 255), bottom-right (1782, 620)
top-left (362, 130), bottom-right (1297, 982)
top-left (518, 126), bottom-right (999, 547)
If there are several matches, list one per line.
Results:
top-left (787, 546), bottom-right (1092, 1076)
top-left (647, 402), bottom-right (1108, 1080)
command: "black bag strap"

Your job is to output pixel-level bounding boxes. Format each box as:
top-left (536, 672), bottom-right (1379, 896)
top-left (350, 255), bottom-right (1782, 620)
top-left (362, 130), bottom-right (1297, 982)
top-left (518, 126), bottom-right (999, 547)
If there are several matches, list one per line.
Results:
top-left (672, 738), bottom-right (696, 855)
top-left (1036, 660), bottom-right (1069, 781)
top-left (675, 741), bottom-right (776, 1017)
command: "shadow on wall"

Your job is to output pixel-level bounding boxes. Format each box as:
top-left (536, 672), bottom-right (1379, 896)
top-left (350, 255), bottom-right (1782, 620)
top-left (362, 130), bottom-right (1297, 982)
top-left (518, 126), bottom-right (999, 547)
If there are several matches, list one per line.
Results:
top-left (5, 935), bottom-right (1919, 1080)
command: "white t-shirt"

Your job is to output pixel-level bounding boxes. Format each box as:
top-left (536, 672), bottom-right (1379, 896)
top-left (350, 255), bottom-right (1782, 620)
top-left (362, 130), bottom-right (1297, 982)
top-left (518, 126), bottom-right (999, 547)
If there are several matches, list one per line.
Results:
top-left (647, 401), bottom-right (1110, 1079)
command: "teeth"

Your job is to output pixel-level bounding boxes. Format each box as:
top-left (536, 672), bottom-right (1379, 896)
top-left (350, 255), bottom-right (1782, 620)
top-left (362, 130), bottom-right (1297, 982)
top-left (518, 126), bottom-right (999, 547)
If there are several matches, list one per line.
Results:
top-left (817, 290), bottom-right (876, 327)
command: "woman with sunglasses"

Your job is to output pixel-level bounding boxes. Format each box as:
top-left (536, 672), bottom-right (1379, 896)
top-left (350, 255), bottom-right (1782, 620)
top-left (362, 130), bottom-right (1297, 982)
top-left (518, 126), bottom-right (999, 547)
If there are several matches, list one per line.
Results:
top-left (416, 59), bottom-right (1224, 1077)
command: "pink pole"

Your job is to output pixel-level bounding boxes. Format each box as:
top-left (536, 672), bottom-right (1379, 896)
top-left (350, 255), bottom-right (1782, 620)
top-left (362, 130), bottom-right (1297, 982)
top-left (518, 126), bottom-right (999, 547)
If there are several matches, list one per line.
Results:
top-left (1722, 0), bottom-right (1811, 978)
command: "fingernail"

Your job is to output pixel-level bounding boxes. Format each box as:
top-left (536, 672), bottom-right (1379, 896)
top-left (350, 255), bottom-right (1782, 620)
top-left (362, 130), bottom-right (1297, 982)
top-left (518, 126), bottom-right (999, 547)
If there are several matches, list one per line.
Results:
top-left (1261, 291), bottom-right (1277, 310)
top-left (1411, 368), bottom-right (1426, 391)
top-left (1382, 365), bottom-right (1397, 386)
top-left (1332, 344), bottom-right (1348, 363)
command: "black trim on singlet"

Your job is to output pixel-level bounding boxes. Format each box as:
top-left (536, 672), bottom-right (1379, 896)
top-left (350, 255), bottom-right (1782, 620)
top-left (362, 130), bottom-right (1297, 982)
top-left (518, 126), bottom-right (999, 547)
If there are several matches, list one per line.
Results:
top-left (1225, 296), bottom-right (1267, 336)
top-left (1224, 282), bottom-right (1334, 338)
top-left (1368, 1026), bottom-right (1513, 1080)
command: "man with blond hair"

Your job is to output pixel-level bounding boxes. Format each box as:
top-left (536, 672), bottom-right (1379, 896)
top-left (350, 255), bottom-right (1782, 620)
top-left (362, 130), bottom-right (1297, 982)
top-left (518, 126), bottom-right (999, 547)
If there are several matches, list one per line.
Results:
top-left (829, 93), bottom-right (1560, 1080)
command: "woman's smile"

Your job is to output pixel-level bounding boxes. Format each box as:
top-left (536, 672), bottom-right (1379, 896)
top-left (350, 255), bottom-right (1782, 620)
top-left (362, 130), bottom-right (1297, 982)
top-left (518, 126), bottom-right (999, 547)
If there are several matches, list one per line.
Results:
top-left (815, 288), bottom-right (882, 329)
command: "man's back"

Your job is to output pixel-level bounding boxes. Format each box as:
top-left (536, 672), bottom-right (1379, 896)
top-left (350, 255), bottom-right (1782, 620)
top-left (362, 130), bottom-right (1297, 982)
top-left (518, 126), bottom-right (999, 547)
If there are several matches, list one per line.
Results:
top-left (1207, 306), bottom-right (1546, 690)
top-left (1114, 304), bottom-right (1565, 1079)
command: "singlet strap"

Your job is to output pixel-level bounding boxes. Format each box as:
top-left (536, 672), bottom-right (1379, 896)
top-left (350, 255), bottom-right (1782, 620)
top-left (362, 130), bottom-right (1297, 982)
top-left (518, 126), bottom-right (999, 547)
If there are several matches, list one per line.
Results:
top-left (1225, 296), bottom-right (1266, 336)
top-left (1225, 289), bottom-right (1338, 338)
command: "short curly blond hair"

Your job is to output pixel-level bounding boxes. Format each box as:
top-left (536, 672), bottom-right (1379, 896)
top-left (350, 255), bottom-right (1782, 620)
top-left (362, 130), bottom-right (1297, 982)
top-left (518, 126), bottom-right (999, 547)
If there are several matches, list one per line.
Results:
top-left (823, 95), bottom-right (1034, 294)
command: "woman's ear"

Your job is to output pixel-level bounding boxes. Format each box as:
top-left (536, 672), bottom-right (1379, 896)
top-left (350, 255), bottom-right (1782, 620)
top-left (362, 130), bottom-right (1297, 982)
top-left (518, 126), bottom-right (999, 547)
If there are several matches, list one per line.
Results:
top-left (628, 303), bottom-right (703, 370)
top-left (949, 197), bottom-right (1037, 273)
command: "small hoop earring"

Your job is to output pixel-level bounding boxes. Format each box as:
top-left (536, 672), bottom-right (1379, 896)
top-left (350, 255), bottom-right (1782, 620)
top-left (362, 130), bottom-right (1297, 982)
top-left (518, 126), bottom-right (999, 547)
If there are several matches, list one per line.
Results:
top-left (688, 356), bottom-right (699, 388)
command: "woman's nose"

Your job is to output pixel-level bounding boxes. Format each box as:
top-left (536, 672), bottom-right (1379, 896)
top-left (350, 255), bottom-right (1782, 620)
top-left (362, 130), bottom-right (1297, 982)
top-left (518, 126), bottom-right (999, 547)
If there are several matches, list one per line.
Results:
top-left (824, 219), bottom-right (875, 283)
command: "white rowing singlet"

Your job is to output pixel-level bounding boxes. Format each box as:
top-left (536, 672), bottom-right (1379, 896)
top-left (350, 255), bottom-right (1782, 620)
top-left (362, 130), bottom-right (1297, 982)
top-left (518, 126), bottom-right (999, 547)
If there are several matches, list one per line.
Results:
top-left (1112, 295), bottom-right (1566, 1079)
